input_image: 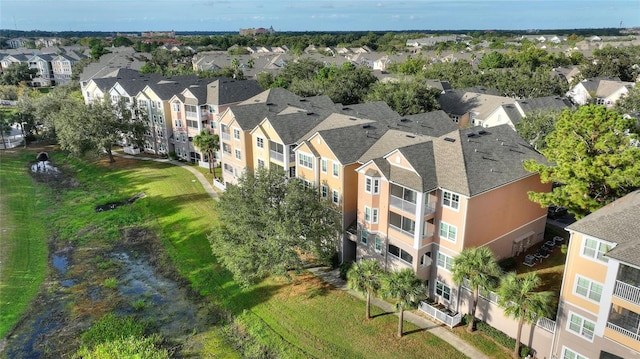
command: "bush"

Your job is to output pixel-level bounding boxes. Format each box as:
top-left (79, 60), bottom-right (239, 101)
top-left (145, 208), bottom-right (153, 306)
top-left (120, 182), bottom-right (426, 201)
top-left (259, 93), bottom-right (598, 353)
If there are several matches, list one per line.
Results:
top-left (338, 261), bottom-right (353, 280)
top-left (103, 277), bottom-right (117, 289)
top-left (475, 321), bottom-right (531, 357)
top-left (81, 313), bottom-right (146, 349)
top-left (75, 334), bottom-right (168, 359)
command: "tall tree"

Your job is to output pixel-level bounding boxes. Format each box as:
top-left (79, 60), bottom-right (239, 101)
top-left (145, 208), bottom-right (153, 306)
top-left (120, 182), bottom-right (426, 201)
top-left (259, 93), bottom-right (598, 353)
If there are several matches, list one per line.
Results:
top-left (452, 247), bottom-right (502, 332)
top-left (381, 269), bottom-right (425, 337)
top-left (192, 130), bottom-right (220, 173)
top-left (0, 63), bottom-right (38, 85)
top-left (347, 260), bottom-right (383, 320)
top-left (514, 109), bottom-right (564, 151)
top-left (497, 272), bottom-right (554, 358)
top-left (364, 79), bottom-right (441, 116)
top-left (0, 110), bottom-right (13, 148)
top-left (524, 105), bottom-right (640, 219)
top-left (615, 84), bottom-right (640, 116)
top-left (209, 169), bottom-right (340, 287)
top-left (53, 96), bottom-right (145, 162)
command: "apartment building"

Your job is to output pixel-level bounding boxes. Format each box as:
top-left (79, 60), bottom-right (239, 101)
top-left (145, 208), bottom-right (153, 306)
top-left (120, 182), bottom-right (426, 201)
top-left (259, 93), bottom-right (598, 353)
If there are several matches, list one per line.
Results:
top-left (551, 191), bottom-right (640, 359)
top-left (354, 125), bottom-right (550, 313)
top-left (169, 78), bottom-right (263, 165)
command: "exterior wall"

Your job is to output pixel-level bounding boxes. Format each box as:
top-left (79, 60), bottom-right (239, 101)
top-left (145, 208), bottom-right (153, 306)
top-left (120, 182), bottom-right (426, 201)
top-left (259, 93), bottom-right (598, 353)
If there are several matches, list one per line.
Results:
top-left (458, 288), bottom-right (555, 357)
top-left (604, 87), bottom-right (630, 108)
top-left (482, 107), bottom-right (515, 130)
top-left (463, 174), bottom-right (550, 260)
top-left (137, 90), bottom-right (170, 155)
top-left (552, 230), bottom-right (640, 359)
top-left (568, 83), bottom-right (590, 105)
top-left (83, 80), bottom-right (105, 104)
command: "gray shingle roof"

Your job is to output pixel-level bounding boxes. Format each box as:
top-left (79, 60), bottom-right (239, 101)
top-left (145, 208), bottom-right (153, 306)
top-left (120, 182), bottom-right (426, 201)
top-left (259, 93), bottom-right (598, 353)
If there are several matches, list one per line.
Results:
top-left (315, 123), bottom-right (388, 164)
top-left (388, 110), bottom-right (458, 137)
top-left (395, 142), bottom-right (438, 192)
top-left (338, 101), bottom-right (400, 122)
top-left (267, 110), bottom-right (333, 144)
top-left (228, 103), bottom-right (271, 130)
top-left (433, 124), bottom-right (547, 196)
top-left (566, 190), bottom-right (640, 267)
top-left (516, 96), bottom-right (573, 114)
top-left (206, 78), bottom-right (263, 105)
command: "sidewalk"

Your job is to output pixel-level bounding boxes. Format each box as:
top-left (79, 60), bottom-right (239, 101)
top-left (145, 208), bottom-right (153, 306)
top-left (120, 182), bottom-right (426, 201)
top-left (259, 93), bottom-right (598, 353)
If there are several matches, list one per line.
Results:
top-left (112, 152), bottom-right (219, 200)
top-left (308, 267), bottom-right (491, 359)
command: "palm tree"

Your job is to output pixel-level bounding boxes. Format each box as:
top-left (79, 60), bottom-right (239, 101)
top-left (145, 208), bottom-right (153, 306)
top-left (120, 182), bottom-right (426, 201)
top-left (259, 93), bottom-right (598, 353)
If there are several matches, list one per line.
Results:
top-left (192, 130), bottom-right (220, 174)
top-left (498, 272), bottom-right (554, 358)
top-left (347, 259), bottom-right (383, 320)
top-left (452, 247), bottom-right (502, 332)
top-left (381, 269), bottom-right (425, 337)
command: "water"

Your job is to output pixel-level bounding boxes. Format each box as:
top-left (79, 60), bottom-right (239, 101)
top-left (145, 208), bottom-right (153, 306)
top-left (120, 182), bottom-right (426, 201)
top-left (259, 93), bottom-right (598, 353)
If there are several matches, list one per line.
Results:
top-left (51, 254), bottom-right (68, 275)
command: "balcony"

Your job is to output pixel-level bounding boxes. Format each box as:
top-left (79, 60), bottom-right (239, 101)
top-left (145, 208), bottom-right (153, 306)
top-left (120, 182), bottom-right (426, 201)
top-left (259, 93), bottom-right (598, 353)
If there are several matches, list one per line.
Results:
top-left (614, 280), bottom-right (640, 305)
top-left (270, 150), bottom-right (284, 163)
top-left (185, 111), bottom-right (198, 119)
top-left (221, 132), bottom-right (231, 141)
top-left (607, 322), bottom-right (640, 342)
top-left (424, 202), bottom-right (436, 216)
top-left (390, 195), bottom-right (416, 214)
top-left (419, 301), bottom-right (462, 328)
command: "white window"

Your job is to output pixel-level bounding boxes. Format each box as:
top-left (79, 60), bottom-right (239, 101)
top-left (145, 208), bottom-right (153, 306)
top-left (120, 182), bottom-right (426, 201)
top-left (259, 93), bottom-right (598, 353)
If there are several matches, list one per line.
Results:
top-left (233, 128), bottom-right (240, 140)
top-left (298, 153), bottom-right (313, 169)
top-left (321, 158), bottom-right (327, 173)
top-left (364, 207), bottom-right (378, 224)
top-left (562, 347), bottom-right (587, 359)
top-left (332, 190), bottom-right (339, 204)
top-left (442, 190), bottom-right (459, 210)
top-left (365, 177), bottom-right (380, 194)
top-left (420, 252), bottom-right (430, 267)
top-left (582, 237), bottom-right (611, 263)
top-left (256, 137), bottom-right (264, 149)
top-left (361, 230), bottom-right (368, 244)
top-left (436, 281), bottom-right (451, 301)
top-left (301, 179), bottom-right (313, 189)
top-left (235, 149), bottom-right (241, 160)
top-left (437, 252), bottom-right (454, 271)
top-left (574, 275), bottom-right (603, 303)
top-left (567, 312), bottom-right (595, 341)
top-left (332, 162), bottom-right (339, 177)
top-left (439, 221), bottom-right (457, 243)
top-left (389, 212), bottom-right (415, 235)
top-left (257, 159), bottom-right (265, 169)
top-left (374, 236), bottom-right (382, 253)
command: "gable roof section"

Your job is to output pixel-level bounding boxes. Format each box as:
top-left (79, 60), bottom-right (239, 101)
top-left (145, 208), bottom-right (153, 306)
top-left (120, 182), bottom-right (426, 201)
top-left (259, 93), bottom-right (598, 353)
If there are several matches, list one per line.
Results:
top-left (394, 142), bottom-right (438, 192)
top-left (315, 123), bottom-right (387, 165)
top-left (434, 124), bottom-right (546, 196)
top-left (338, 101), bottom-right (400, 122)
top-left (359, 129), bottom-right (433, 164)
top-left (206, 78), bottom-right (263, 105)
top-left (388, 110), bottom-right (458, 137)
top-left (566, 190), bottom-right (640, 267)
top-left (267, 110), bottom-right (333, 144)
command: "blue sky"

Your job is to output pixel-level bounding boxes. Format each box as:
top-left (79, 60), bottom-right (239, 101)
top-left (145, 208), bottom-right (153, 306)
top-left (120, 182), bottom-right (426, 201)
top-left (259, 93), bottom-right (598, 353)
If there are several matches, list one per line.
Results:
top-left (2, 0), bottom-right (639, 32)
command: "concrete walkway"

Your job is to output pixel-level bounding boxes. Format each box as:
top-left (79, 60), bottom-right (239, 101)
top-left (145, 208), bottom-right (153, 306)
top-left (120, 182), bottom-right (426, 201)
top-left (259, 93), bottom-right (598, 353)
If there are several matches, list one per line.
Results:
top-left (308, 267), bottom-right (490, 359)
top-left (112, 152), bottom-right (219, 200)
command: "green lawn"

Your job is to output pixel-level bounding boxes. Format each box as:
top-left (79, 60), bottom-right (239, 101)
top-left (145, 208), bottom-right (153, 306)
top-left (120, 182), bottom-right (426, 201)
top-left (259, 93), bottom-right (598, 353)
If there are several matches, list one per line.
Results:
top-left (1, 150), bottom-right (468, 358)
top-left (0, 150), bottom-right (50, 338)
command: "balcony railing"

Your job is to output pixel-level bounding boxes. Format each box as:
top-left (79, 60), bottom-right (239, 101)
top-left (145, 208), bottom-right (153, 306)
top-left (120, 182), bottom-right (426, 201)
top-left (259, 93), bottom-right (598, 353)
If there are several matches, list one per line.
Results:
top-left (424, 203), bottom-right (436, 215)
top-left (607, 322), bottom-right (640, 342)
top-left (419, 301), bottom-right (462, 328)
top-left (536, 317), bottom-right (556, 333)
top-left (389, 224), bottom-right (414, 238)
top-left (221, 132), bottom-right (231, 141)
top-left (185, 111), bottom-right (198, 118)
top-left (390, 195), bottom-right (416, 214)
top-left (270, 150), bottom-right (284, 163)
top-left (613, 280), bottom-right (640, 305)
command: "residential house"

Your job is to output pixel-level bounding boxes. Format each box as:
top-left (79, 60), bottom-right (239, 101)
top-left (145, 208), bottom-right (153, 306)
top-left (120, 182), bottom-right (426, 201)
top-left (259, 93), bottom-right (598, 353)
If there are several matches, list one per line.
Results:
top-left (567, 77), bottom-right (636, 107)
top-left (27, 54), bottom-right (55, 86)
top-left (6, 38), bottom-right (29, 49)
top-left (51, 52), bottom-right (88, 84)
top-left (0, 54), bottom-right (30, 73)
top-left (437, 89), bottom-right (515, 128)
top-left (550, 190), bottom-right (640, 359)
top-left (483, 96), bottom-right (574, 130)
top-left (35, 38), bottom-right (63, 48)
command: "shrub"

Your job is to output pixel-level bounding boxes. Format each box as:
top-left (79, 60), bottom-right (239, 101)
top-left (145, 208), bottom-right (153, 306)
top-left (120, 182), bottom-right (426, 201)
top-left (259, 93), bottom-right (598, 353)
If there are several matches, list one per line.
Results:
top-left (75, 334), bottom-right (168, 359)
top-left (132, 298), bottom-right (147, 311)
top-left (475, 321), bottom-right (531, 357)
top-left (81, 313), bottom-right (146, 349)
top-left (338, 261), bottom-right (353, 280)
top-left (103, 277), bottom-right (117, 289)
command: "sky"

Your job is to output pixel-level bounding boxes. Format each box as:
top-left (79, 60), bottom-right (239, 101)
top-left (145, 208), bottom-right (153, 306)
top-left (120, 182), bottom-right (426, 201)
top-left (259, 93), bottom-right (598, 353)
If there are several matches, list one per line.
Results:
top-left (1, 0), bottom-right (640, 33)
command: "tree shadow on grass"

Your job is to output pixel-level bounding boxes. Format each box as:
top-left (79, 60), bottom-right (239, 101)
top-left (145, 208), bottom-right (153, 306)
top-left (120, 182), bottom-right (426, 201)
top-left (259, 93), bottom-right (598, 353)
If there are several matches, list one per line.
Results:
top-left (370, 311), bottom-right (394, 319)
top-left (403, 327), bottom-right (428, 336)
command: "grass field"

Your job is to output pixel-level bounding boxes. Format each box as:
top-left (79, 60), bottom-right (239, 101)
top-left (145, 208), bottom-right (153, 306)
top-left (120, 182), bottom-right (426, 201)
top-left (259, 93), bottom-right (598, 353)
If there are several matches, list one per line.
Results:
top-left (0, 149), bottom-right (50, 338)
top-left (1, 148), bottom-right (469, 358)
